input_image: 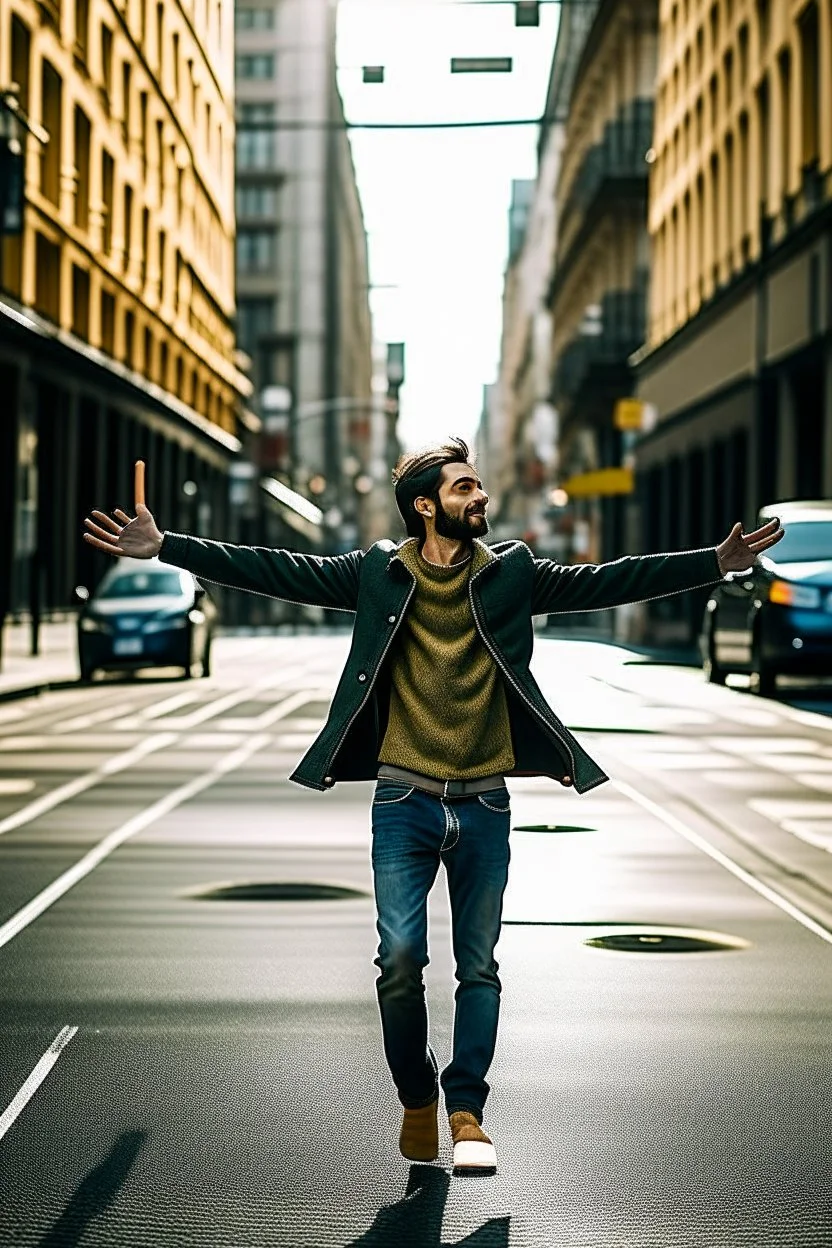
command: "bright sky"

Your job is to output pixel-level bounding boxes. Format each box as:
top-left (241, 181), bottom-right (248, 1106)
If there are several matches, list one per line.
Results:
top-left (336, 0), bottom-right (559, 451)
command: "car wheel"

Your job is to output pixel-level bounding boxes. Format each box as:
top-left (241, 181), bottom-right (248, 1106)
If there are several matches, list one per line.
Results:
top-left (752, 633), bottom-right (777, 698)
top-left (703, 618), bottom-right (727, 686)
top-left (201, 637), bottom-right (212, 678)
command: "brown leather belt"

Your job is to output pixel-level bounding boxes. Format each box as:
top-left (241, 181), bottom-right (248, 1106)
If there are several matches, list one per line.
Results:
top-left (377, 763), bottom-right (506, 798)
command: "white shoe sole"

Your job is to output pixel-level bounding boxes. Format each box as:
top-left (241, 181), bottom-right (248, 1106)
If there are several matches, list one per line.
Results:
top-left (452, 1139), bottom-right (497, 1175)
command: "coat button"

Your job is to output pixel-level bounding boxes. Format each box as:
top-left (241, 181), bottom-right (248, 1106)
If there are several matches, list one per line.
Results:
top-left (324, 775), bottom-right (333, 786)
top-left (387, 614), bottom-right (396, 624)
top-left (358, 672), bottom-right (367, 682)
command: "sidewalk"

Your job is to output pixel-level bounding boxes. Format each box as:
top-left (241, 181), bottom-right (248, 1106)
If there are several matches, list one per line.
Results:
top-left (0, 618), bottom-right (80, 700)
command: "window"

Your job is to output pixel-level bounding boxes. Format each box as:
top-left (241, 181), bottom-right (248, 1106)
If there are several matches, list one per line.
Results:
top-left (124, 309), bottom-right (135, 367)
top-left (799, 3), bottom-right (820, 168)
top-left (235, 53), bottom-right (275, 78)
top-left (236, 229), bottom-right (276, 273)
top-left (236, 297), bottom-right (275, 353)
top-left (123, 185), bottom-right (133, 265)
top-left (159, 229), bottom-right (167, 302)
top-left (756, 0), bottom-right (770, 49)
top-left (235, 7), bottom-right (275, 28)
top-left (144, 327), bottom-right (153, 377)
top-left (73, 105), bottom-right (91, 229)
top-left (236, 184), bottom-right (278, 218)
top-left (40, 61), bottom-right (62, 206)
top-left (101, 150), bottom-right (114, 253)
top-left (72, 265), bottom-right (90, 338)
top-left (11, 17), bottom-right (31, 114)
top-left (237, 103), bottom-right (276, 168)
top-left (738, 112), bottom-right (749, 245)
top-left (140, 91), bottom-right (148, 178)
top-left (156, 3), bottom-right (164, 74)
top-left (121, 61), bottom-right (131, 141)
top-left (74, 0), bottom-right (89, 63)
top-left (100, 25), bottom-right (113, 105)
top-left (723, 49), bottom-right (732, 109)
top-left (100, 290), bottom-right (116, 354)
top-left (757, 75), bottom-right (770, 208)
top-left (737, 23), bottom-right (748, 87)
top-left (778, 48), bottom-right (791, 198)
top-left (34, 234), bottom-right (60, 322)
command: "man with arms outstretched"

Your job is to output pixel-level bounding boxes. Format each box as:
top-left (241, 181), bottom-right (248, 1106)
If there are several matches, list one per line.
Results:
top-left (83, 437), bottom-right (784, 1175)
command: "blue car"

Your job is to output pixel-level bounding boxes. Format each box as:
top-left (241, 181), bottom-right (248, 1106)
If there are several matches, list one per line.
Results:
top-left (700, 501), bottom-right (832, 697)
top-left (76, 558), bottom-right (217, 682)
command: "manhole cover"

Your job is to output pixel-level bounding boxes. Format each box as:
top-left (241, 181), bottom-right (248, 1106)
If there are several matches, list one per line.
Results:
top-left (189, 882), bottom-right (370, 902)
top-left (583, 927), bottom-right (749, 953)
top-left (513, 824), bottom-right (595, 833)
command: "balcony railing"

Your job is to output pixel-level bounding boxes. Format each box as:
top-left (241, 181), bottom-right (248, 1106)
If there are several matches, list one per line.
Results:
top-left (560, 99), bottom-right (654, 232)
top-left (552, 284), bottom-right (647, 404)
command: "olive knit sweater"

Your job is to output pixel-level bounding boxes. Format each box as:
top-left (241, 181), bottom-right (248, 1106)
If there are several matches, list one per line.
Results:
top-left (377, 538), bottom-right (515, 779)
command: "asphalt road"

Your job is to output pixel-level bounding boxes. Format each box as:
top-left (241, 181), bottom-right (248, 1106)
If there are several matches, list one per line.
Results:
top-left (0, 634), bottom-right (830, 1248)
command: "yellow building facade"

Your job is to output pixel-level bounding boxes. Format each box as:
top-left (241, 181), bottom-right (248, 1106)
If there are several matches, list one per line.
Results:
top-left (648, 0), bottom-right (832, 345)
top-left (0, 0), bottom-right (251, 624)
top-left (633, 0), bottom-right (832, 645)
top-left (2, 0), bottom-right (242, 429)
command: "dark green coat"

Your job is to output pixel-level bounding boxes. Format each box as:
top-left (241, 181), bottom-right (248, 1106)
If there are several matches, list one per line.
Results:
top-left (159, 532), bottom-right (724, 795)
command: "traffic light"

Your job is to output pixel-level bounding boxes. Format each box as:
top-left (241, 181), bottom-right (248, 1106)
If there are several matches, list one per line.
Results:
top-left (515, 1), bottom-right (540, 26)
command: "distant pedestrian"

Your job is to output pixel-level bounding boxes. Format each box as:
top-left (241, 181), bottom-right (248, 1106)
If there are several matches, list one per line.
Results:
top-left (83, 437), bottom-right (784, 1174)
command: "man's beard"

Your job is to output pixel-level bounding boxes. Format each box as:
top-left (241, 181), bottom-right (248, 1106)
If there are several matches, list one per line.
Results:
top-left (433, 498), bottom-right (489, 541)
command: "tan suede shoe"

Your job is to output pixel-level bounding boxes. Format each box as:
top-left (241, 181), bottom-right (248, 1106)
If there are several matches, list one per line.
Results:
top-left (399, 1098), bottom-right (439, 1161)
top-left (449, 1111), bottom-right (497, 1175)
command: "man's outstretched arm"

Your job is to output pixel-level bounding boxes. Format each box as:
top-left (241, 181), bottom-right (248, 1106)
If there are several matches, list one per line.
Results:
top-left (83, 503), bottom-right (362, 613)
top-left (531, 517), bottom-right (784, 616)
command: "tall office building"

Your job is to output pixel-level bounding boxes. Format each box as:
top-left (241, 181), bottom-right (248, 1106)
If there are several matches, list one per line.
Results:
top-left (234, 0), bottom-right (373, 547)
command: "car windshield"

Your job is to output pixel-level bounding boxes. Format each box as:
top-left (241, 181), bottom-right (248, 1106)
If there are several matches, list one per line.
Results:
top-left (765, 520), bottom-right (832, 563)
top-left (96, 570), bottom-right (186, 599)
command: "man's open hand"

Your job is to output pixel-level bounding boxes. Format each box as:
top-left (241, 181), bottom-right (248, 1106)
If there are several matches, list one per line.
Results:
top-left (83, 504), bottom-right (164, 560)
top-left (716, 516), bottom-right (784, 575)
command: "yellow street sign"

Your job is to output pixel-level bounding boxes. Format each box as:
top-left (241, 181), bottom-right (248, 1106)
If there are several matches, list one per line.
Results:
top-left (561, 467), bottom-right (634, 498)
top-left (614, 398), bottom-right (644, 430)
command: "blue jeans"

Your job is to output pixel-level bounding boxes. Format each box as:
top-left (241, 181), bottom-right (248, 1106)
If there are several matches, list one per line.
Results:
top-left (370, 779), bottom-right (511, 1122)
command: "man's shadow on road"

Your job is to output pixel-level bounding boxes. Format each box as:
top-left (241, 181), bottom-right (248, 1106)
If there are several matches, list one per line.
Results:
top-left (38, 1129), bottom-right (146, 1248)
top-left (347, 1163), bottom-right (510, 1247)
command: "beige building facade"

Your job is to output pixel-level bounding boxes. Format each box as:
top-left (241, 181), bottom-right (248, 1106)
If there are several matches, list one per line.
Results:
top-left (485, 0), bottom-right (597, 557)
top-left (548, 0), bottom-right (657, 566)
top-left (0, 0), bottom-right (250, 626)
top-left (634, 0), bottom-right (832, 644)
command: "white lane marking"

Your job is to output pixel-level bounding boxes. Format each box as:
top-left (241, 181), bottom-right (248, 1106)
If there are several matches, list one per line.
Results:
top-left (749, 799), bottom-right (832, 819)
top-left (0, 735), bottom-right (270, 951)
top-left (706, 736), bottom-right (824, 754)
top-left (0, 1026), bottom-right (78, 1142)
top-left (121, 666), bottom-right (306, 731)
top-left (0, 734), bottom-right (176, 838)
top-left (779, 820), bottom-right (832, 851)
top-left (612, 779), bottom-right (832, 946)
top-left (0, 780), bottom-right (36, 795)
top-left (138, 690), bottom-right (202, 719)
top-left (50, 704), bottom-right (139, 734)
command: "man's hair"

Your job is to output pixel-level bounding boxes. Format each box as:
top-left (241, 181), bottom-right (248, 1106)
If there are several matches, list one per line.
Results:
top-left (392, 437), bottom-right (473, 538)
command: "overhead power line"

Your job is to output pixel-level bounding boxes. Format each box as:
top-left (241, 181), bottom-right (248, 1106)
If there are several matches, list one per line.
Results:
top-left (237, 116), bottom-right (547, 130)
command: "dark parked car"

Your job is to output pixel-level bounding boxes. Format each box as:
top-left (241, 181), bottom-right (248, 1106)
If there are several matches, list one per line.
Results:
top-left (76, 559), bottom-right (217, 682)
top-left (700, 500), bottom-right (832, 696)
